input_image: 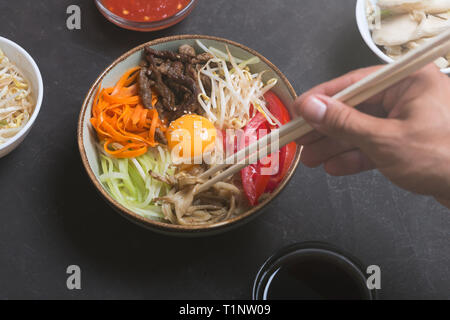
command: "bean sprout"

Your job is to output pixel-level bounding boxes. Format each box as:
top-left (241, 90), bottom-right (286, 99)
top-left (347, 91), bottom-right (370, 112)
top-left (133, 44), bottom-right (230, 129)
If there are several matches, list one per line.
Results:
top-left (0, 49), bottom-right (34, 144)
top-left (196, 40), bottom-right (281, 130)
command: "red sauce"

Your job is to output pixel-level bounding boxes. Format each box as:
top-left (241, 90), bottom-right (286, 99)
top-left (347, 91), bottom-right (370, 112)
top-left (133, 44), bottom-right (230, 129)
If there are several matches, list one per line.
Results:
top-left (102, 0), bottom-right (191, 22)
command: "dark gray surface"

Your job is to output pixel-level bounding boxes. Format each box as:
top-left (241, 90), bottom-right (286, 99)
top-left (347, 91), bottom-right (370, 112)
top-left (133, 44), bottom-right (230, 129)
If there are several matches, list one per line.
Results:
top-left (0, 0), bottom-right (448, 299)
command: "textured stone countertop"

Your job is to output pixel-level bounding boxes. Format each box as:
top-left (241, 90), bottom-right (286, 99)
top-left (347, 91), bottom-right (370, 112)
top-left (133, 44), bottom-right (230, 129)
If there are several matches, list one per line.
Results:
top-left (0, 0), bottom-right (448, 299)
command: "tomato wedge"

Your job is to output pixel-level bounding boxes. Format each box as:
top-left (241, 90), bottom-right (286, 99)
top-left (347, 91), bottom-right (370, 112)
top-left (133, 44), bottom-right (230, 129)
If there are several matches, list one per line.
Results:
top-left (240, 113), bottom-right (271, 205)
top-left (265, 141), bottom-right (297, 192)
top-left (264, 91), bottom-right (291, 126)
top-left (239, 91), bottom-right (297, 205)
top-left (263, 91), bottom-right (297, 193)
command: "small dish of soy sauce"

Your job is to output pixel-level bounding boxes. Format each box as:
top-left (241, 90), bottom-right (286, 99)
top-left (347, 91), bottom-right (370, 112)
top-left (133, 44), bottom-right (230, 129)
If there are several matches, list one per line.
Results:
top-left (253, 242), bottom-right (377, 300)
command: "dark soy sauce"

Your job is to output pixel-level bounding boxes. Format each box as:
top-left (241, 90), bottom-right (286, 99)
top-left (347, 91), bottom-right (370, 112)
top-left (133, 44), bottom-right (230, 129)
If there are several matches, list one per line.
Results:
top-left (259, 250), bottom-right (371, 300)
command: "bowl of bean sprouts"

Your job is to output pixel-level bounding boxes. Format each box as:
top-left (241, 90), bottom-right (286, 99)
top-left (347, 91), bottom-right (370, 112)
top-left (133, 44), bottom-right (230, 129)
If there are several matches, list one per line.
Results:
top-left (0, 36), bottom-right (43, 158)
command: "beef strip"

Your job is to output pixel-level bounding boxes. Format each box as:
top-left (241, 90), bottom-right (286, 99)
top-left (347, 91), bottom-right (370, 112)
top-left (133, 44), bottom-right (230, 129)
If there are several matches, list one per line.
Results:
top-left (166, 68), bottom-right (197, 94)
top-left (178, 44), bottom-right (196, 57)
top-left (154, 101), bottom-right (169, 121)
top-left (153, 57), bottom-right (164, 65)
top-left (191, 52), bottom-right (214, 64)
top-left (145, 47), bottom-right (192, 63)
top-left (165, 79), bottom-right (191, 97)
top-left (155, 60), bottom-right (184, 78)
top-left (167, 68), bottom-right (202, 115)
top-left (156, 60), bottom-right (172, 75)
top-left (186, 63), bottom-right (212, 96)
top-left (138, 68), bottom-right (153, 109)
top-left (200, 74), bottom-right (212, 95)
top-left (138, 60), bottom-right (148, 67)
top-left (185, 63), bottom-right (198, 83)
top-left (146, 46), bottom-right (213, 65)
top-left (145, 54), bottom-right (176, 112)
top-left (155, 127), bottom-right (168, 145)
top-left (170, 61), bottom-right (185, 77)
top-left (140, 45), bottom-right (213, 122)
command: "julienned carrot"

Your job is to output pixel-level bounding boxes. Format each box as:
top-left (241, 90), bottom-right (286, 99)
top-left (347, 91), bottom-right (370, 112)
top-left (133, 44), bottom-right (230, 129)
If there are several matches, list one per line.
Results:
top-left (149, 109), bottom-right (159, 144)
top-left (90, 67), bottom-right (163, 159)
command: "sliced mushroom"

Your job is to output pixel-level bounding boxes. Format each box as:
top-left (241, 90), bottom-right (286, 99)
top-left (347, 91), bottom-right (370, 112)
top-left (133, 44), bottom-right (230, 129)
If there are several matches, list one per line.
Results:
top-left (378, 0), bottom-right (450, 14)
top-left (372, 14), bottom-right (420, 46)
top-left (416, 12), bottom-right (450, 39)
top-left (373, 12), bottom-right (450, 46)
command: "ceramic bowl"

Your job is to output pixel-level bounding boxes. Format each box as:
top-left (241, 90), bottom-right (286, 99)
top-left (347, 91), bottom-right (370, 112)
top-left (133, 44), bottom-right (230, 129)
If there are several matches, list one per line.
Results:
top-left (0, 36), bottom-right (44, 158)
top-left (253, 242), bottom-right (378, 300)
top-left (356, 0), bottom-right (450, 75)
top-left (94, 0), bottom-right (198, 32)
top-left (78, 35), bottom-right (301, 236)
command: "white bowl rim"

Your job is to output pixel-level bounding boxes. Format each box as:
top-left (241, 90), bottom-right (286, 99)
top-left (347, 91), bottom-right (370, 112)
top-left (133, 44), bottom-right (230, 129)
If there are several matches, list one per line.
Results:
top-left (355, 0), bottom-right (450, 75)
top-left (0, 36), bottom-right (44, 151)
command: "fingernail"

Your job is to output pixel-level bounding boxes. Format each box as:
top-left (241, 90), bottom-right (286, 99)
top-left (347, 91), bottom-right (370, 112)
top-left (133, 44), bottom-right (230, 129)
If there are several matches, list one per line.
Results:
top-left (301, 96), bottom-right (327, 124)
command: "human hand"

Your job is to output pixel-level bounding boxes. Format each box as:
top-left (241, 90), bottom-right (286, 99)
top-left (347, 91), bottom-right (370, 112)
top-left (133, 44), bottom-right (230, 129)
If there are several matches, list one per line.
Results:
top-left (293, 64), bottom-right (450, 204)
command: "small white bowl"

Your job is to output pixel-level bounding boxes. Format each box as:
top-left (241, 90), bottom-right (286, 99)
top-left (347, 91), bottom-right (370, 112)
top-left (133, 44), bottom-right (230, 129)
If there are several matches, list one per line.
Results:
top-left (356, 0), bottom-right (450, 75)
top-left (0, 36), bottom-right (43, 158)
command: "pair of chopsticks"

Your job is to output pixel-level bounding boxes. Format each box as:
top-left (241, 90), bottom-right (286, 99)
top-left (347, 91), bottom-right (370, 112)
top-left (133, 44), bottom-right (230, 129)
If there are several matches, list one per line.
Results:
top-left (196, 29), bottom-right (450, 193)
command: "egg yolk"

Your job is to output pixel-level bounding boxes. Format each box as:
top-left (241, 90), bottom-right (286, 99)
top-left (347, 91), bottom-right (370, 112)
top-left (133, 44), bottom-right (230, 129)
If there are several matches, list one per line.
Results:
top-left (166, 115), bottom-right (217, 162)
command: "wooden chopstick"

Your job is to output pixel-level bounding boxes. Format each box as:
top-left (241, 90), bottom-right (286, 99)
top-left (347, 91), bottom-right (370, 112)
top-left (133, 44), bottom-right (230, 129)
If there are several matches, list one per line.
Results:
top-left (196, 29), bottom-right (450, 193)
top-left (203, 28), bottom-right (450, 180)
top-left (196, 128), bottom-right (301, 194)
top-left (199, 117), bottom-right (308, 180)
top-left (333, 29), bottom-right (450, 105)
top-left (342, 41), bottom-right (450, 107)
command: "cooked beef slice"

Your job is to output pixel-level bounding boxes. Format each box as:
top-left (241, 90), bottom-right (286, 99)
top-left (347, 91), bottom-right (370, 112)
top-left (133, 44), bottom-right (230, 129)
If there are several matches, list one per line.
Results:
top-left (138, 68), bottom-right (153, 109)
top-left (140, 45), bottom-right (214, 123)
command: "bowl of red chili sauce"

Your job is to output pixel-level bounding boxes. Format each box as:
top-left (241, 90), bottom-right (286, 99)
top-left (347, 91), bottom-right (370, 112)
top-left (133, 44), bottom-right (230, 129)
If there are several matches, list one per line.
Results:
top-left (95, 0), bottom-right (198, 31)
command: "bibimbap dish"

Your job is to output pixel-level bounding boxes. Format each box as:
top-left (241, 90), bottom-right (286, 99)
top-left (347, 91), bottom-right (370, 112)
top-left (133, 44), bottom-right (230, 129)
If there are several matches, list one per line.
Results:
top-left (78, 35), bottom-right (301, 235)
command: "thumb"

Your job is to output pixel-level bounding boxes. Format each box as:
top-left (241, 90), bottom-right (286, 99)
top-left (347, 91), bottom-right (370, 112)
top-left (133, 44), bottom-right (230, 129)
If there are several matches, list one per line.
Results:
top-left (296, 94), bottom-right (383, 146)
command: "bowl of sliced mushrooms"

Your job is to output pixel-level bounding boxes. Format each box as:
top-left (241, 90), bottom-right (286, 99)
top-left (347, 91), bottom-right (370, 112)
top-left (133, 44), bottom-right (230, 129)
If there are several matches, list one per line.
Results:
top-left (356, 0), bottom-right (450, 74)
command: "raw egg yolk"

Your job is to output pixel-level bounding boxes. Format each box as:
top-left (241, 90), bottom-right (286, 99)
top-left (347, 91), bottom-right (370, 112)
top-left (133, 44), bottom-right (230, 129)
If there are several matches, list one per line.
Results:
top-left (166, 115), bottom-right (217, 160)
